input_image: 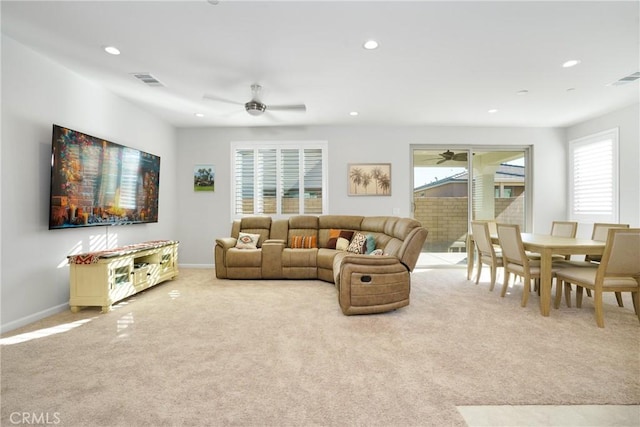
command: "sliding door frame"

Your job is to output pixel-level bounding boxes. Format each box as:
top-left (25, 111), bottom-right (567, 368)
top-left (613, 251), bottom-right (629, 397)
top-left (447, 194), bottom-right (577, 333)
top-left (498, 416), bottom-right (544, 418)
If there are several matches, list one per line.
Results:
top-left (410, 144), bottom-right (533, 234)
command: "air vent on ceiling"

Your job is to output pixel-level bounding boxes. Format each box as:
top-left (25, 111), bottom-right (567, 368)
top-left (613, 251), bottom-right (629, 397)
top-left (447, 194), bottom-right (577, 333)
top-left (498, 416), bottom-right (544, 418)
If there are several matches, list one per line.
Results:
top-left (131, 73), bottom-right (164, 87)
top-left (608, 71), bottom-right (640, 86)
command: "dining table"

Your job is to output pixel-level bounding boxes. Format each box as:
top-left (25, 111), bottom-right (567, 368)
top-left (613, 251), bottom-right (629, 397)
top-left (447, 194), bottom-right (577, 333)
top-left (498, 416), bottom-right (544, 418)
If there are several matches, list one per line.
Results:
top-left (467, 232), bottom-right (606, 316)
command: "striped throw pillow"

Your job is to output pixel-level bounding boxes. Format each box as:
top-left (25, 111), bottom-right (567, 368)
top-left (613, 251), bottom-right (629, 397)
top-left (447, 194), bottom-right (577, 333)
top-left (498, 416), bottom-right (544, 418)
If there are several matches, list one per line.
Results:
top-left (291, 235), bottom-right (318, 249)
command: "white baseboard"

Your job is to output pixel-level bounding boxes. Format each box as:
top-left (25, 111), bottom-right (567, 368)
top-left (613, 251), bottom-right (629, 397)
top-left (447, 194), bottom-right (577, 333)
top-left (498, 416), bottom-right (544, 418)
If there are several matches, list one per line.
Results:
top-left (1, 302), bottom-right (69, 334)
top-left (178, 263), bottom-right (214, 269)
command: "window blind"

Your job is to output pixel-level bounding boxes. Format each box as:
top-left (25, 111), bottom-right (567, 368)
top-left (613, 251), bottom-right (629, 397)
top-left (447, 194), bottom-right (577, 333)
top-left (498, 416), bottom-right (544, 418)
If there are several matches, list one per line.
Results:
top-left (569, 129), bottom-right (619, 223)
top-left (231, 142), bottom-right (327, 217)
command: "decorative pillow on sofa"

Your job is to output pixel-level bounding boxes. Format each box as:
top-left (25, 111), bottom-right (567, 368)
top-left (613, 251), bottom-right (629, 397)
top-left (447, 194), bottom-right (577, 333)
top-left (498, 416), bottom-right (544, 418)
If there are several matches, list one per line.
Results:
top-left (326, 229), bottom-right (341, 249)
top-left (327, 229), bottom-right (354, 249)
top-left (347, 232), bottom-right (367, 254)
top-left (235, 232), bottom-right (260, 249)
top-left (336, 237), bottom-right (350, 251)
top-left (291, 235), bottom-right (318, 249)
top-left (369, 249), bottom-right (384, 256)
top-left (365, 234), bottom-right (376, 254)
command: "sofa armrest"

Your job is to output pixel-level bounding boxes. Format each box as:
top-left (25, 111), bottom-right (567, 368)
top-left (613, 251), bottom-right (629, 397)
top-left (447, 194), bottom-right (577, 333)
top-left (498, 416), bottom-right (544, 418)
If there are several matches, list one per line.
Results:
top-left (337, 254), bottom-right (410, 315)
top-left (262, 239), bottom-right (285, 278)
top-left (216, 237), bottom-right (237, 250)
top-left (214, 237), bottom-right (238, 279)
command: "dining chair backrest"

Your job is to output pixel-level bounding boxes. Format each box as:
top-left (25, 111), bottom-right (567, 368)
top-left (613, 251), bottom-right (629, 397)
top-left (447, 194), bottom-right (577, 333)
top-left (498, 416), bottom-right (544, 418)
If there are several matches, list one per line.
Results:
top-left (591, 223), bottom-right (630, 241)
top-left (588, 223), bottom-right (630, 263)
top-left (598, 228), bottom-right (640, 279)
top-left (471, 221), bottom-right (496, 257)
top-left (550, 221), bottom-right (578, 238)
top-left (496, 223), bottom-right (529, 267)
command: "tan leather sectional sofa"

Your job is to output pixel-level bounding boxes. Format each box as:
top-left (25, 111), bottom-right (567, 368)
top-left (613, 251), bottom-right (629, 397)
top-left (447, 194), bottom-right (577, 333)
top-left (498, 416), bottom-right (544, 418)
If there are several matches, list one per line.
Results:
top-left (214, 215), bottom-right (428, 314)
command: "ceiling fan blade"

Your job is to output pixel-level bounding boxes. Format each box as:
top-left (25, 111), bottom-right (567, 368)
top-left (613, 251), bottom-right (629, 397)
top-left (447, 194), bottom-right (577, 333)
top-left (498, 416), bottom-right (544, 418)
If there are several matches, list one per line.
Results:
top-left (437, 158), bottom-right (448, 164)
top-left (267, 104), bottom-right (307, 112)
top-left (452, 153), bottom-right (468, 161)
top-left (202, 94), bottom-right (243, 106)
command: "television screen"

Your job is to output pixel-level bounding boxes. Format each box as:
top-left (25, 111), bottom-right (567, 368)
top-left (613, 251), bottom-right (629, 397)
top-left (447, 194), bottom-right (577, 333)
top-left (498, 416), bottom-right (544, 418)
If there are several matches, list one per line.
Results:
top-left (49, 124), bottom-right (160, 229)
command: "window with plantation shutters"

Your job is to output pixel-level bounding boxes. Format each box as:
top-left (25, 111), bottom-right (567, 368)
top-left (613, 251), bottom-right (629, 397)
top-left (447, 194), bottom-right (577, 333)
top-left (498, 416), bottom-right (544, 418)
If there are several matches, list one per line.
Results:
top-left (568, 128), bottom-right (619, 223)
top-left (231, 141), bottom-right (328, 218)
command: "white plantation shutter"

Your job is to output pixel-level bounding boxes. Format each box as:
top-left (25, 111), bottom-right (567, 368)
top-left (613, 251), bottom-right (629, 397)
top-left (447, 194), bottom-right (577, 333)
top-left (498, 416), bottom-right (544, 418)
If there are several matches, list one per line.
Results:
top-left (569, 129), bottom-right (619, 223)
top-left (304, 148), bottom-right (323, 214)
top-left (231, 141), bottom-right (327, 217)
top-left (234, 149), bottom-right (254, 214)
top-left (281, 149), bottom-right (300, 214)
top-left (257, 149), bottom-right (277, 214)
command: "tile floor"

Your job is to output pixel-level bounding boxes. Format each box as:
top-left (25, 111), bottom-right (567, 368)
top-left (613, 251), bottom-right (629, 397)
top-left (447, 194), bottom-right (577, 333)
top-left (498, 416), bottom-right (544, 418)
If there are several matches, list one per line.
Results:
top-left (457, 405), bottom-right (640, 426)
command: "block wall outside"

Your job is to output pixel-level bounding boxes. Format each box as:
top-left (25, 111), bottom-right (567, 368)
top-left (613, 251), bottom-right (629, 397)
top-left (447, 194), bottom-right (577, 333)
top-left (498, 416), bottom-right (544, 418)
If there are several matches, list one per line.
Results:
top-left (415, 196), bottom-right (524, 251)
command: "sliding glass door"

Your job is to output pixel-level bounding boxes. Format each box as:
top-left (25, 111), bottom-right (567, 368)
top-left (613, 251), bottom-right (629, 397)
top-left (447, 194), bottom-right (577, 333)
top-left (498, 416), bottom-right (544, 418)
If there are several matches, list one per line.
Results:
top-left (411, 146), bottom-right (530, 268)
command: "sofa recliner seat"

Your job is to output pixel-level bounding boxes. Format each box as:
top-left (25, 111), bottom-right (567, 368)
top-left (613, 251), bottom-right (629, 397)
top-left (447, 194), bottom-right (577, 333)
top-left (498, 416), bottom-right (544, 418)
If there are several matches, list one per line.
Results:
top-left (214, 215), bottom-right (428, 315)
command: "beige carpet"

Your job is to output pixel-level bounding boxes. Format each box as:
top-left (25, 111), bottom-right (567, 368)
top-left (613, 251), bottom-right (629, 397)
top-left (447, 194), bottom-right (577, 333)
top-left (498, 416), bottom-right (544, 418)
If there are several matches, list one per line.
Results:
top-left (1, 268), bottom-right (639, 426)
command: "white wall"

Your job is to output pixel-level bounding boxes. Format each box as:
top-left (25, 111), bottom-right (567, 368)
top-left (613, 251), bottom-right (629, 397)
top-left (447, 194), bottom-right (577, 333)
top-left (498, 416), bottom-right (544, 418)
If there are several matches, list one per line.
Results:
top-left (566, 103), bottom-right (640, 233)
top-left (1, 36), bottom-right (179, 332)
top-left (176, 125), bottom-right (567, 266)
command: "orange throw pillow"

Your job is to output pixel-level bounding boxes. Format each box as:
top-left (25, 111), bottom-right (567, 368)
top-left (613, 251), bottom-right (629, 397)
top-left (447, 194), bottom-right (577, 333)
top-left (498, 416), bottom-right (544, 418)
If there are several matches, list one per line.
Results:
top-left (291, 235), bottom-right (317, 249)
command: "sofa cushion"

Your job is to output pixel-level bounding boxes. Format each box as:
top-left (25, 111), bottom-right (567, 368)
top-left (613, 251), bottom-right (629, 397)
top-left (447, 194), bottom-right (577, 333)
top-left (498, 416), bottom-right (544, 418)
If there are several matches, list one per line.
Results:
top-left (226, 248), bottom-right (262, 267)
top-left (282, 248), bottom-right (318, 267)
top-left (236, 232), bottom-right (260, 249)
top-left (236, 216), bottom-right (273, 247)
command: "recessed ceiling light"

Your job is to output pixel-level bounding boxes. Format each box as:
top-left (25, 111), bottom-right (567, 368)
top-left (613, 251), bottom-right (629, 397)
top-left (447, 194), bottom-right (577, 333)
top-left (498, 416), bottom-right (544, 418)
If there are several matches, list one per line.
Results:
top-left (562, 59), bottom-right (581, 68)
top-left (349, 111), bottom-right (359, 116)
top-left (363, 40), bottom-right (379, 50)
top-left (104, 46), bottom-right (120, 55)
top-left (488, 109), bottom-right (498, 114)
top-left (194, 113), bottom-right (205, 118)
top-left (516, 90), bottom-right (529, 95)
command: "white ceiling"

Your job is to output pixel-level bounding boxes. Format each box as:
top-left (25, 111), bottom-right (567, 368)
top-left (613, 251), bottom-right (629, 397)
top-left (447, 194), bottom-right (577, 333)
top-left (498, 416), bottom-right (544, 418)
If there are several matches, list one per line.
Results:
top-left (2, 0), bottom-right (638, 128)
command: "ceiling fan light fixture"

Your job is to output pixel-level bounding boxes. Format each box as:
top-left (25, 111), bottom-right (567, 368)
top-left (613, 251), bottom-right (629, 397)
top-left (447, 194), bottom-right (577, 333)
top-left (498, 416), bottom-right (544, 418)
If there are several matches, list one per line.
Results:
top-left (245, 100), bottom-right (266, 116)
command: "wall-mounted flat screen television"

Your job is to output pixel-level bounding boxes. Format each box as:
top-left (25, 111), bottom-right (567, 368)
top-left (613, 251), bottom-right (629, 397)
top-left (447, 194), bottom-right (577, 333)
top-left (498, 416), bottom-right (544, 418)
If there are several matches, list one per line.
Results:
top-left (49, 124), bottom-right (160, 229)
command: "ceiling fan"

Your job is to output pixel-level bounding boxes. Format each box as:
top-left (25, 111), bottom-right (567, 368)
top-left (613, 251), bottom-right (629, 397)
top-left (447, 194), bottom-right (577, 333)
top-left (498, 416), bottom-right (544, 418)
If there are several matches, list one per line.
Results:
top-left (433, 150), bottom-right (468, 164)
top-left (203, 84), bottom-right (306, 117)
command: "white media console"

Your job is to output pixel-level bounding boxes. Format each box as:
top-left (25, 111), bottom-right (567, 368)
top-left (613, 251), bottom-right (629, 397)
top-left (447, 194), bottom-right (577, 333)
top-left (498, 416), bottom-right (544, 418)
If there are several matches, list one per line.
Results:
top-left (68, 240), bottom-right (179, 313)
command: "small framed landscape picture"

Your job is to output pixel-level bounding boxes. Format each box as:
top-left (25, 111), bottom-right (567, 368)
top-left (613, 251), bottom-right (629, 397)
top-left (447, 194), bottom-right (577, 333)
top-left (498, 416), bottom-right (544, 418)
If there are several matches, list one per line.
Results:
top-left (348, 163), bottom-right (391, 196)
top-left (194, 165), bottom-right (215, 192)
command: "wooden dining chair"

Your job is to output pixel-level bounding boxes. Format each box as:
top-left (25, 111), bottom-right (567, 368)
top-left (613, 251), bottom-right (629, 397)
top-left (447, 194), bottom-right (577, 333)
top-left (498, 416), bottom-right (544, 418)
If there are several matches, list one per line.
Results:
top-left (471, 221), bottom-right (503, 291)
top-left (555, 228), bottom-right (640, 328)
top-left (496, 223), bottom-right (566, 308)
top-left (558, 223), bottom-right (630, 307)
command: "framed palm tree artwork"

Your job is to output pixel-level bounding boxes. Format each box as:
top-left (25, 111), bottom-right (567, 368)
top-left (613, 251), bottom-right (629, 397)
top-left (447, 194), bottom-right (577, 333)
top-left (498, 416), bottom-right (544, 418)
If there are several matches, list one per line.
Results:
top-left (348, 163), bottom-right (391, 196)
